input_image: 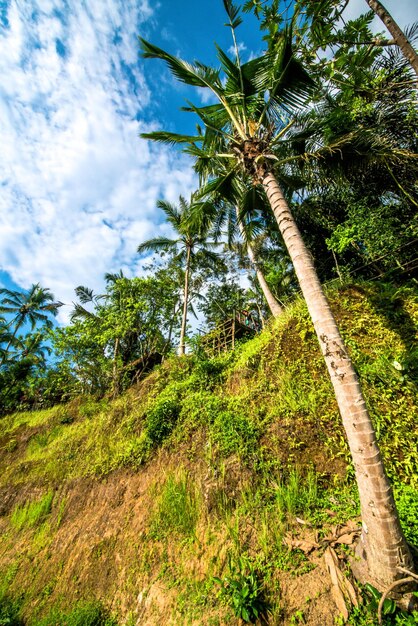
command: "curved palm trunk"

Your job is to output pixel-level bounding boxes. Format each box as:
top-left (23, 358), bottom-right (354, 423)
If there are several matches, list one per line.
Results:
top-left (247, 241), bottom-right (284, 318)
top-left (179, 246), bottom-right (191, 356)
top-left (262, 171), bottom-right (413, 587)
top-left (235, 206), bottom-right (283, 318)
top-left (366, 0), bottom-right (418, 77)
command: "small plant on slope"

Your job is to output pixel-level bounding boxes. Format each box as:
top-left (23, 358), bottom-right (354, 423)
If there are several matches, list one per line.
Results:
top-left (214, 555), bottom-right (267, 623)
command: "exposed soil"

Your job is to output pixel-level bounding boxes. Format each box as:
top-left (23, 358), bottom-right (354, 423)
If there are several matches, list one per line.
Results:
top-left (0, 447), bottom-right (348, 625)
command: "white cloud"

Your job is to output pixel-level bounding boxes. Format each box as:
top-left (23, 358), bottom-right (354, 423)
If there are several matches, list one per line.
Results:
top-left (227, 41), bottom-right (247, 57)
top-left (0, 0), bottom-right (196, 323)
top-left (1, 0), bottom-right (415, 325)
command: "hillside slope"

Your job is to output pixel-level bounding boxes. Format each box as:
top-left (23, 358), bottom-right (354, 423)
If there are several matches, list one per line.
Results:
top-left (0, 282), bottom-right (417, 625)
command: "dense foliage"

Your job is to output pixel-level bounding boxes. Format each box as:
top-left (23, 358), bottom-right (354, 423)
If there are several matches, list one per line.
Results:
top-left (0, 3), bottom-right (417, 620)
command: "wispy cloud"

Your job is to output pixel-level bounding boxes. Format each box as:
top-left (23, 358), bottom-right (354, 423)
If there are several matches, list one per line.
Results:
top-left (227, 41), bottom-right (247, 57)
top-left (0, 0), bottom-right (196, 322)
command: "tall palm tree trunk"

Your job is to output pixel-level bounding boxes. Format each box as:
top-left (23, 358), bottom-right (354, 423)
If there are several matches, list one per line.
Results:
top-left (262, 171), bottom-right (414, 587)
top-left (235, 206), bottom-right (283, 318)
top-left (179, 247), bottom-right (191, 356)
top-left (366, 0), bottom-right (418, 77)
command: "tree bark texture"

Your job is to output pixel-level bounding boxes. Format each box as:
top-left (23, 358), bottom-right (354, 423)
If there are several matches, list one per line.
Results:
top-left (262, 171), bottom-right (414, 587)
top-left (247, 241), bottom-right (284, 317)
top-left (235, 206), bottom-right (283, 318)
top-left (366, 0), bottom-right (418, 77)
top-left (178, 246), bottom-right (191, 356)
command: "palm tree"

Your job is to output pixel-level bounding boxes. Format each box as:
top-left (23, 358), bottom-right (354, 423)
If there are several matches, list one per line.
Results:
top-left (19, 332), bottom-right (52, 367)
top-left (138, 195), bottom-right (221, 355)
top-left (0, 283), bottom-right (63, 366)
top-left (0, 315), bottom-right (20, 366)
top-left (207, 194), bottom-right (284, 317)
top-left (365, 0), bottom-right (418, 76)
top-left (235, 208), bottom-right (284, 317)
top-left (138, 1), bottom-right (414, 587)
top-left (201, 165), bottom-right (286, 318)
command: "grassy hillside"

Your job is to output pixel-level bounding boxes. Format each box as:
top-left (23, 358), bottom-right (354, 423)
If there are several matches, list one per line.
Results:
top-left (0, 282), bottom-right (417, 625)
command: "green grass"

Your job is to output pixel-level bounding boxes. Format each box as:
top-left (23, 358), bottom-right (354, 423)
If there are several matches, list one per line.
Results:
top-left (32, 600), bottom-right (117, 626)
top-left (0, 282), bottom-right (417, 625)
top-left (10, 492), bottom-right (54, 531)
top-left (274, 468), bottom-right (319, 522)
top-left (149, 472), bottom-right (200, 540)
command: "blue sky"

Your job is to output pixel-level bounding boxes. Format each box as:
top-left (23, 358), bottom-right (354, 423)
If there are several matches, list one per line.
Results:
top-left (0, 0), bottom-right (416, 323)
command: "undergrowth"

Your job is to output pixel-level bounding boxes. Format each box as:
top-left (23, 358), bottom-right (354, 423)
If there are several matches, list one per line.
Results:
top-left (0, 282), bottom-right (417, 625)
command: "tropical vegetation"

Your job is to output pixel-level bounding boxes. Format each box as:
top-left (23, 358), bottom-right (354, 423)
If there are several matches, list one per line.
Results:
top-left (0, 0), bottom-right (417, 624)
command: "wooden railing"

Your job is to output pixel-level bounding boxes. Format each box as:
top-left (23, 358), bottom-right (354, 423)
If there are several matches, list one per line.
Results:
top-left (198, 315), bottom-right (258, 356)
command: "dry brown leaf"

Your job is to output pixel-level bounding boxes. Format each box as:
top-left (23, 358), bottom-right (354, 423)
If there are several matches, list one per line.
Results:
top-left (335, 532), bottom-right (357, 545)
top-left (339, 521), bottom-right (361, 534)
top-left (284, 534), bottom-right (320, 554)
top-left (324, 547), bottom-right (349, 620)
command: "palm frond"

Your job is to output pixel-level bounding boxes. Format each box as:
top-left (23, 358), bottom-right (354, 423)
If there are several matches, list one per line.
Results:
top-left (181, 101), bottom-right (235, 141)
top-left (223, 0), bottom-right (243, 29)
top-left (156, 200), bottom-right (182, 227)
top-left (74, 286), bottom-right (96, 304)
top-left (197, 170), bottom-right (240, 204)
top-left (139, 38), bottom-right (223, 94)
top-left (140, 130), bottom-right (203, 145)
top-left (137, 237), bottom-right (178, 255)
top-left (70, 302), bottom-right (97, 323)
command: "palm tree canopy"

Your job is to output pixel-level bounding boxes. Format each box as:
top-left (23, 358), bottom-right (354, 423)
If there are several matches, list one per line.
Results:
top-left (140, 2), bottom-right (416, 204)
top-left (139, 15), bottom-right (315, 157)
top-left (0, 283), bottom-right (63, 331)
top-left (137, 195), bottom-right (220, 269)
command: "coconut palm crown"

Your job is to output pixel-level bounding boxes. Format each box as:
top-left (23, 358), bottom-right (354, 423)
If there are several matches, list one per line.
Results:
top-left (0, 283), bottom-right (63, 366)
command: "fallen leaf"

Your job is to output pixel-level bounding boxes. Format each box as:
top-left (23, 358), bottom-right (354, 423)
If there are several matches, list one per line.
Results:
top-left (335, 533), bottom-right (357, 545)
top-left (324, 548), bottom-right (349, 620)
top-left (284, 534), bottom-right (320, 554)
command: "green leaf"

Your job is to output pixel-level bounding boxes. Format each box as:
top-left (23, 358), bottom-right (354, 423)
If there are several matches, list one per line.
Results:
top-left (140, 131), bottom-right (203, 146)
top-left (241, 607), bottom-right (250, 622)
top-left (223, 0), bottom-right (243, 29)
top-left (139, 38), bottom-right (223, 93)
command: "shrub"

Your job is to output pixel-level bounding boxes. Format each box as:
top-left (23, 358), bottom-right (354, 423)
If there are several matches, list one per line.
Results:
top-left (214, 555), bottom-right (267, 624)
top-left (395, 484), bottom-right (418, 547)
top-left (211, 411), bottom-right (259, 458)
top-left (145, 396), bottom-right (180, 445)
top-left (0, 595), bottom-right (23, 626)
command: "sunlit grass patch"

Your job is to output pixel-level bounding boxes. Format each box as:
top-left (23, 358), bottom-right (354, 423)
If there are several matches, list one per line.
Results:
top-left (33, 600), bottom-right (117, 626)
top-left (1, 407), bottom-right (59, 436)
top-left (274, 468), bottom-right (319, 522)
top-left (149, 471), bottom-right (200, 540)
top-left (10, 491), bottom-right (54, 531)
